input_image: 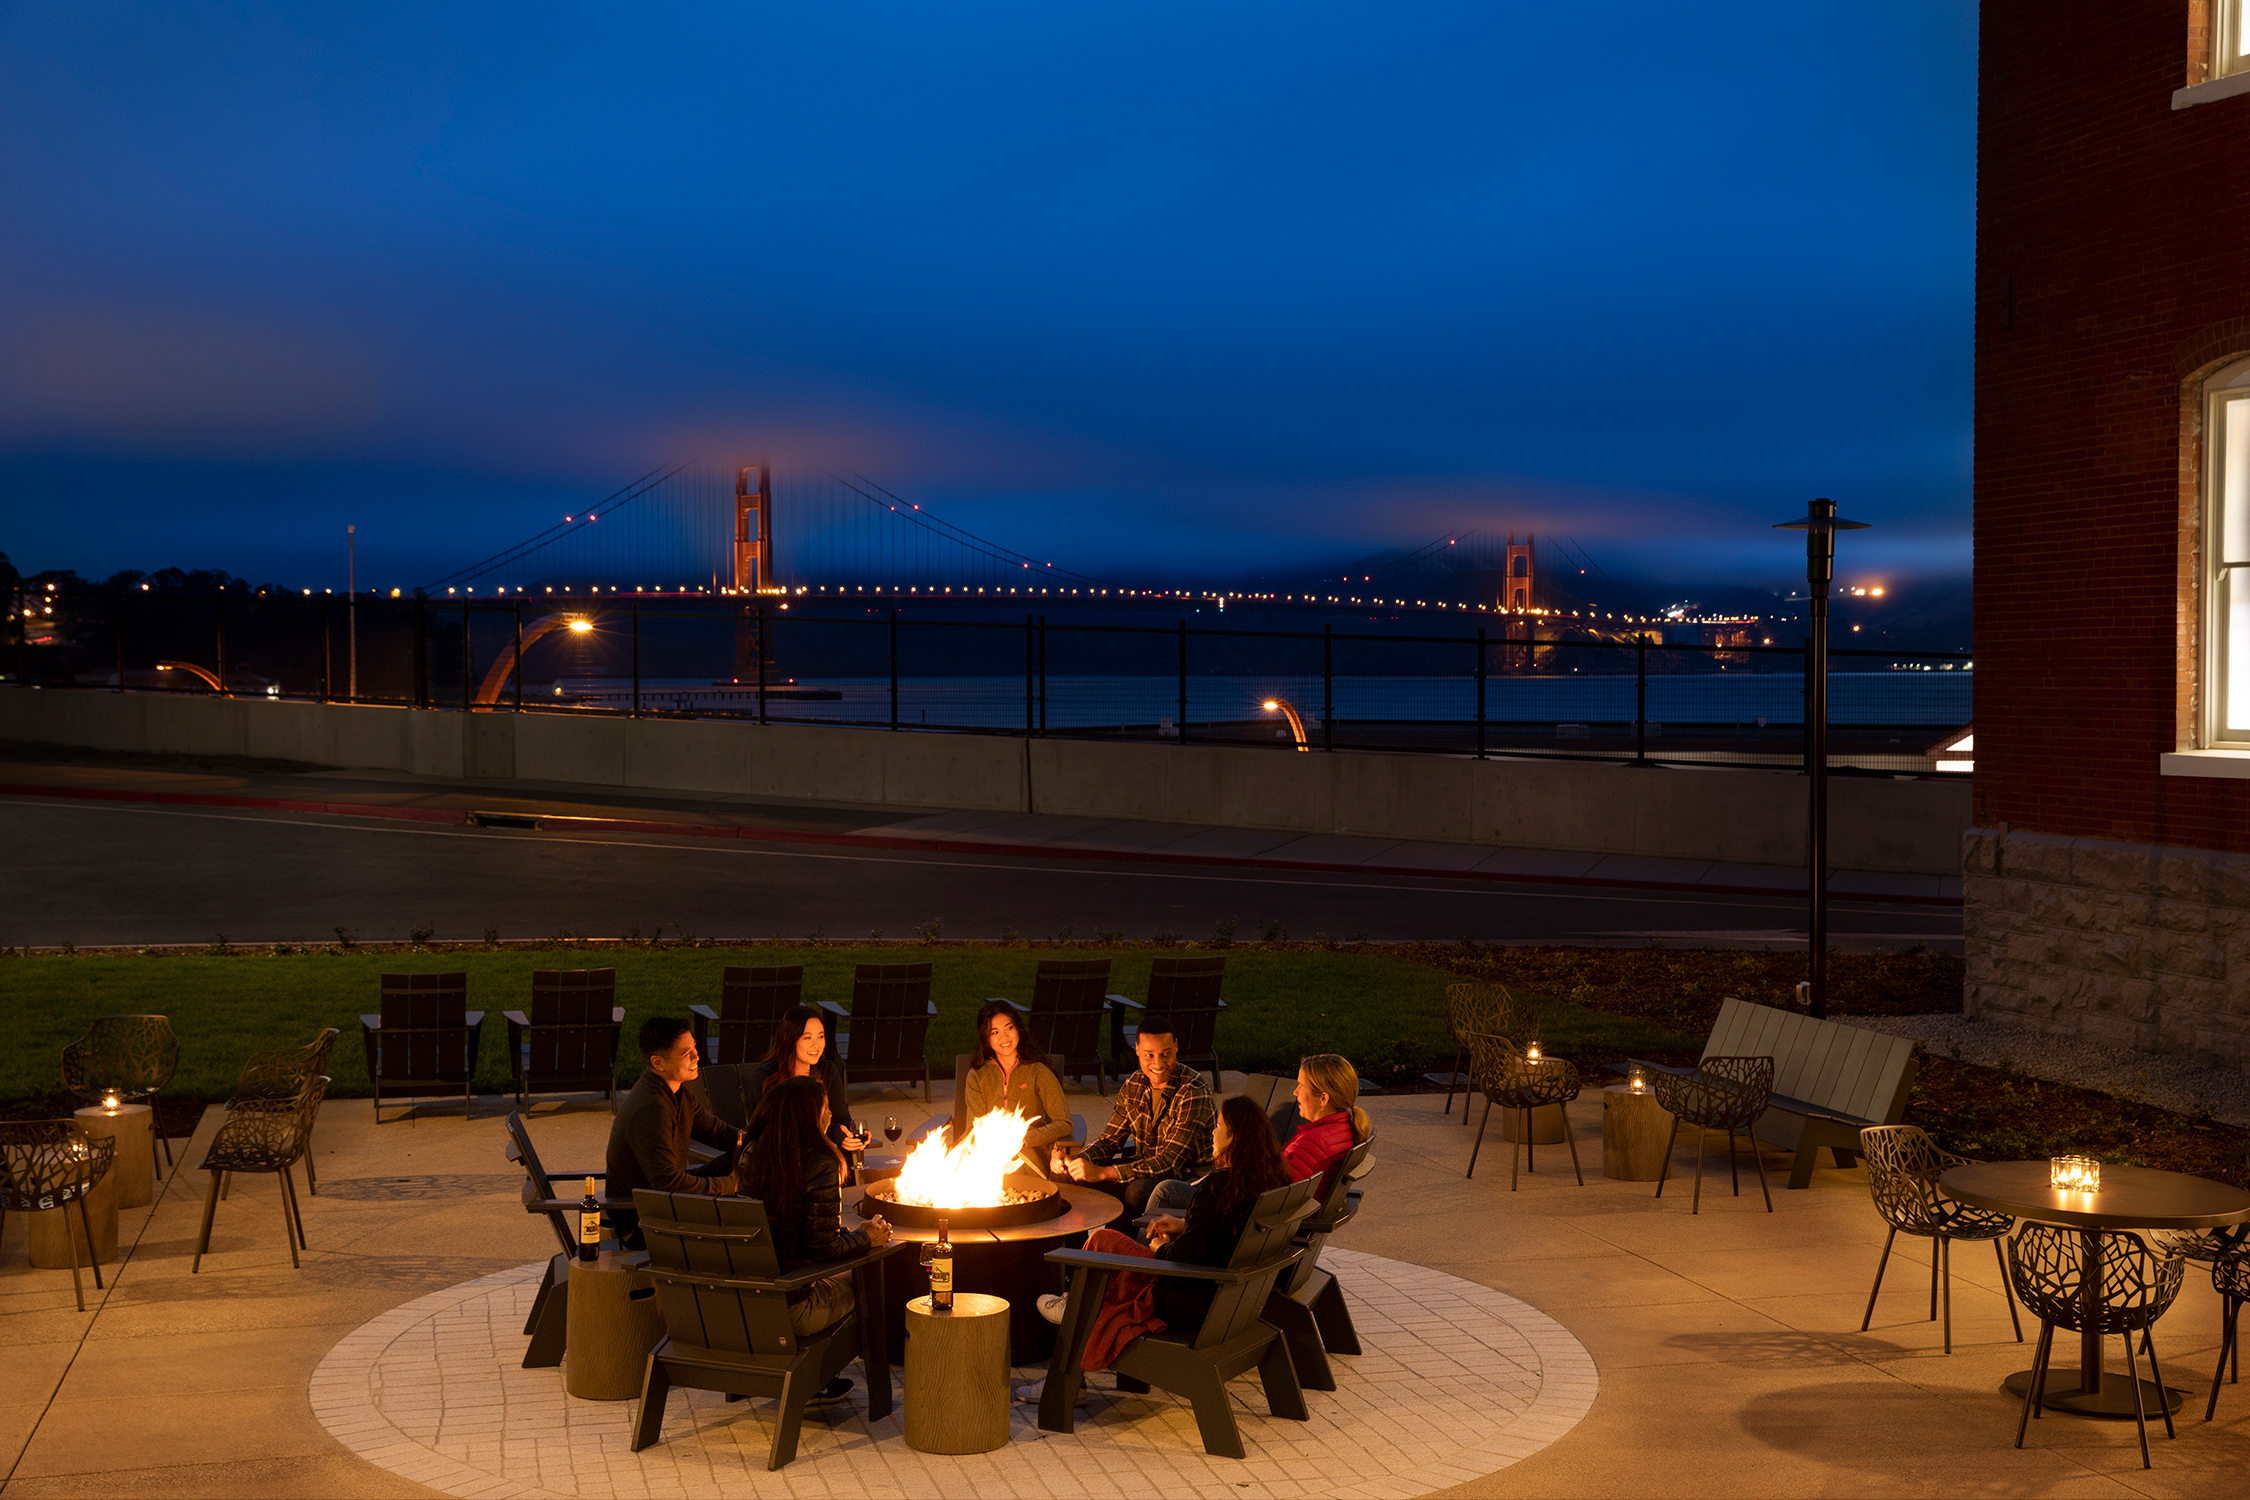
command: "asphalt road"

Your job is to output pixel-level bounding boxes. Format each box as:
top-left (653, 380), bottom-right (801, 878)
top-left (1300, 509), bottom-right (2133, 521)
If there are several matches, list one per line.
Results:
top-left (1, 795), bottom-right (1961, 952)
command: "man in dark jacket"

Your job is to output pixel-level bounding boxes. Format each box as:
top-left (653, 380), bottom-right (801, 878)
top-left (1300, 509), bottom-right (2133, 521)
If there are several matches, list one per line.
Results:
top-left (605, 1016), bottom-right (743, 1248)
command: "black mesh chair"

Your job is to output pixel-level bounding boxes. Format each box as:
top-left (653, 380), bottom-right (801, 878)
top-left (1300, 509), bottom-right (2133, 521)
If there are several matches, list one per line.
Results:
top-left (2009, 1225), bottom-right (2185, 1468)
top-left (1427, 983), bottom-right (1512, 1121)
top-left (1653, 1054), bottom-right (1775, 1213)
top-left (193, 1075), bottom-right (328, 1273)
top-left (0, 1121), bottom-right (116, 1311)
top-left (690, 965), bottom-right (803, 1067)
top-left (1463, 1032), bottom-right (1584, 1189)
top-left (61, 1014), bottom-right (180, 1177)
top-left (1856, 1125), bottom-right (2022, 1353)
top-left (2206, 1245), bottom-right (2250, 1423)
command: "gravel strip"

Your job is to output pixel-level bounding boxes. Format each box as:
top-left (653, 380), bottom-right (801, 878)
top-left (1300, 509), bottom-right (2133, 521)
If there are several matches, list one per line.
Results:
top-left (1845, 1013), bottom-right (2250, 1128)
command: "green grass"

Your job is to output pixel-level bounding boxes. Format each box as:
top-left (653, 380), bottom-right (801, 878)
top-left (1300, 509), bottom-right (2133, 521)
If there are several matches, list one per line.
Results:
top-left (0, 943), bottom-right (1703, 1106)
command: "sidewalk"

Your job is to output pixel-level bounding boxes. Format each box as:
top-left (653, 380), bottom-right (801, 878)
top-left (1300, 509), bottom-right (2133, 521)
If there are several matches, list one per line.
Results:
top-left (0, 756), bottom-right (1961, 906)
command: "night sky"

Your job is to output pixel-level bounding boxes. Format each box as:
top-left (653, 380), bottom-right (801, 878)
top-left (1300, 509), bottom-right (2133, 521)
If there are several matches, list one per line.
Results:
top-left (0, 2), bottom-right (1977, 596)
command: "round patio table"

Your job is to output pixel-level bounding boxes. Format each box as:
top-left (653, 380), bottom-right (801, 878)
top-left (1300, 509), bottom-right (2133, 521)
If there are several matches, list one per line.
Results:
top-left (1940, 1160), bottom-right (2250, 1418)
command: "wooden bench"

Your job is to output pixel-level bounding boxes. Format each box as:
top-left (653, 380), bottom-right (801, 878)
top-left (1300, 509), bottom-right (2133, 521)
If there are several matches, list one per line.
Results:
top-left (1631, 998), bottom-right (1916, 1190)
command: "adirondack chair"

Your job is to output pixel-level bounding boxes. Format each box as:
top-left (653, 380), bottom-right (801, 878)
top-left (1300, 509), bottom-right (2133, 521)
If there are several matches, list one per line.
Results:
top-left (505, 1110), bottom-right (632, 1368)
top-left (820, 963), bottom-right (936, 1101)
top-left (1110, 955), bottom-right (1227, 1092)
top-left (1040, 1175), bottom-right (1320, 1459)
top-left (691, 965), bottom-right (804, 1067)
top-left (1262, 1134), bottom-right (1374, 1391)
top-left (504, 968), bottom-right (625, 1110)
top-left (1010, 958), bottom-right (1115, 1093)
top-left (360, 973), bottom-right (484, 1122)
top-left (629, 1189), bottom-right (903, 1469)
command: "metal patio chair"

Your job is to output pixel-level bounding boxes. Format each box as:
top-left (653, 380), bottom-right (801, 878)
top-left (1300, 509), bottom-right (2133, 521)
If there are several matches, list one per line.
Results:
top-left (1856, 1124), bottom-right (2023, 1353)
top-left (193, 1075), bottom-right (328, 1273)
top-left (2009, 1225), bottom-right (2185, 1469)
top-left (1463, 1031), bottom-right (1584, 1189)
top-left (1653, 1054), bottom-right (1775, 1213)
top-left (0, 1120), bottom-right (116, 1311)
top-left (61, 1014), bottom-right (179, 1177)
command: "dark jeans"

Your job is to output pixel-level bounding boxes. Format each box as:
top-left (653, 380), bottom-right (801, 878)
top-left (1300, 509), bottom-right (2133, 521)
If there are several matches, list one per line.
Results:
top-left (1085, 1169), bottom-right (1164, 1216)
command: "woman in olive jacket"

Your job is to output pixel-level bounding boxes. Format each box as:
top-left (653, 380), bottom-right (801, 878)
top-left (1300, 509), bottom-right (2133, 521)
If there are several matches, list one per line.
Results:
top-left (960, 999), bottom-right (1073, 1175)
top-left (738, 1075), bottom-right (894, 1345)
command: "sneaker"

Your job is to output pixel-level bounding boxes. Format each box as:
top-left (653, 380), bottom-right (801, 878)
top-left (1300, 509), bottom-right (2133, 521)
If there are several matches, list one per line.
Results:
top-left (1037, 1293), bottom-right (1069, 1325)
top-left (1013, 1376), bottom-right (1093, 1406)
top-left (808, 1377), bottom-right (853, 1402)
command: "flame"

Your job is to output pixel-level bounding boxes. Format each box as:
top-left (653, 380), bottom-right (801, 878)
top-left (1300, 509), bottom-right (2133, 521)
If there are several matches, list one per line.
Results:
top-left (890, 1108), bottom-right (1035, 1208)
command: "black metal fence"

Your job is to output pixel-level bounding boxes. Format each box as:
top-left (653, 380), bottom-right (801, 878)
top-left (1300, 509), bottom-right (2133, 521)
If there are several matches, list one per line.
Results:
top-left (5, 586), bottom-right (1972, 775)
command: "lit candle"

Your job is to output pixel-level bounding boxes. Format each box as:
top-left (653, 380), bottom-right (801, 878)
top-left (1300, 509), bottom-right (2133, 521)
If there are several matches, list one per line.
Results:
top-left (1628, 1068), bottom-right (1647, 1095)
top-left (103, 1091), bottom-right (120, 1110)
top-left (1525, 1042), bottom-right (1542, 1063)
top-left (2050, 1155), bottom-right (2100, 1191)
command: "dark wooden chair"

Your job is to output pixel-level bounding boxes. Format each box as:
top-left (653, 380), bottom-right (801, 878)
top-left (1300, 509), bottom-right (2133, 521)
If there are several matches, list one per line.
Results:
top-left (193, 1075), bottom-right (328, 1273)
top-left (505, 968), bottom-right (625, 1110)
top-left (0, 1120), bottom-right (116, 1311)
top-left (61, 1014), bottom-right (180, 1176)
top-left (820, 963), bottom-right (936, 1101)
top-left (1263, 1134), bottom-right (1375, 1391)
top-left (360, 973), bottom-right (484, 1123)
top-left (1039, 1175), bottom-right (1320, 1459)
top-left (1109, 955), bottom-right (1228, 1092)
top-left (692, 965), bottom-right (804, 1067)
top-left (628, 1189), bottom-right (903, 1469)
top-left (1010, 958), bottom-right (1115, 1093)
top-left (505, 1109), bottom-right (633, 1368)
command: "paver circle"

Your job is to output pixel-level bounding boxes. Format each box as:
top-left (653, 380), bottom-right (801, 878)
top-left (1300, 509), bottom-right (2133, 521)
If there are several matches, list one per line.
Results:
top-left (309, 1247), bottom-right (1597, 1498)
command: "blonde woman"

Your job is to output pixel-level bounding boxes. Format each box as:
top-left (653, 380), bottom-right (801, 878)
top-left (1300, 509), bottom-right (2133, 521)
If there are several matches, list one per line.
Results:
top-left (1281, 1053), bottom-right (1372, 1196)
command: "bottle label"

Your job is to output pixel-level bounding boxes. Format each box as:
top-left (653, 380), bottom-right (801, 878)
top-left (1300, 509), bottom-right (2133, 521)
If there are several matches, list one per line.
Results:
top-left (930, 1255), bottom-right (953, 1309)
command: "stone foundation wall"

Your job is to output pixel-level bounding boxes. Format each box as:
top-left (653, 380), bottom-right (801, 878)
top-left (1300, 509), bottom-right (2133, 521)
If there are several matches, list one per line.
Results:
top-left (1963, 826), bottom-right (2250, 1069)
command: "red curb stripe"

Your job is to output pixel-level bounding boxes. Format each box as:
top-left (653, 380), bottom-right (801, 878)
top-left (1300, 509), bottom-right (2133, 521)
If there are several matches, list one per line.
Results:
top-left (1, 780), bottom-right (1962, 908)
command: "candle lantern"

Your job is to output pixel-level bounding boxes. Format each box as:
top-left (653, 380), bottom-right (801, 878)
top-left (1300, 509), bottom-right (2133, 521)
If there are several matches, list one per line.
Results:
top-left (103, 1091), bottom-right (121, 1110)
top-left (1628, 1066), bottom-right (1647, 1095)
top-left (1525, 1041), bottom-right (1542, 1063)
top-left (2050, 1155), bottom-right (2101, 1192)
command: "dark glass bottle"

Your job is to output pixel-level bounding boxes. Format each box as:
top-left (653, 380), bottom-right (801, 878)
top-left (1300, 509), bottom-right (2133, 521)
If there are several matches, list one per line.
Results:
top-left (926, 1216), bottom-right (954, 1311)
top-left (577, 1175), bottom-right (601, 1262)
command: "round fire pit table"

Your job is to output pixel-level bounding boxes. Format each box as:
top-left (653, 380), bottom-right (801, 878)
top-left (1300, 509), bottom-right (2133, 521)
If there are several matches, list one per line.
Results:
top-left (1940, 1159), bottom-right (2250, 1419)
top-left (853, 1182), bottom-right (1124, 1364)
top-left (903, 1292), bottom-right (1011, 1454)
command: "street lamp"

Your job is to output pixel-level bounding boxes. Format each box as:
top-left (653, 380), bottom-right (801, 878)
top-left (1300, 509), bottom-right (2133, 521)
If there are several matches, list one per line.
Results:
top-left (1261, 697), bottom-right (1310, 751)
top-left (1773, 498), bottom-right (1869, 1020)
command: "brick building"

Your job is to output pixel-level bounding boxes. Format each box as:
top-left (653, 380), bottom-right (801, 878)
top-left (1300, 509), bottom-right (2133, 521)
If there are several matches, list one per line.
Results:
top-left (1970, 1), bottom-right (2250, 1064)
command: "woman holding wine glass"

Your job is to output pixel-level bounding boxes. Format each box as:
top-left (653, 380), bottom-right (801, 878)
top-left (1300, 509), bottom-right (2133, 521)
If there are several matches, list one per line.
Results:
top-left (744, 1004), bottom-right (870, 1159)
top-left (963, 999), bottom-right (1073, 1177)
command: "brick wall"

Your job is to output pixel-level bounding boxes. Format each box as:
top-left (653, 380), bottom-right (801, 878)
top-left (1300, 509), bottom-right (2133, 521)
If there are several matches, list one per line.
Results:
top-left (1976, 0), bottom-right (2250, 854)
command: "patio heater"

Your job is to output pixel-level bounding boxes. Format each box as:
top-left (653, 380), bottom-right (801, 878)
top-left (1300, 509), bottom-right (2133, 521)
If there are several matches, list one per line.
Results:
top-left (1773, 498), bottom-right (1868, 1020)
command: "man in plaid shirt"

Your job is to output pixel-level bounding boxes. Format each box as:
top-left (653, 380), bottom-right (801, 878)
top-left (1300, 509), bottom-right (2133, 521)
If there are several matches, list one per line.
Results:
top-left (1066, 1016), bottom-right (1215, 1214)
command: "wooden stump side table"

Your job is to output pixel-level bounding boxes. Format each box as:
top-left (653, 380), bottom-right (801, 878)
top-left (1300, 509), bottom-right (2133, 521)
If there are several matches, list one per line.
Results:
top-left (1498, 1103), bottom-right (1568, 1145)
top-left (74, 1104), bottom-right (155, 1209)
top-left (1602, 1084), bottom-right (1672, 1181)
top-left (903, 1291), bottom-right (1011, 1454)
top-left (564, 1250), bottom-right (665, 1400)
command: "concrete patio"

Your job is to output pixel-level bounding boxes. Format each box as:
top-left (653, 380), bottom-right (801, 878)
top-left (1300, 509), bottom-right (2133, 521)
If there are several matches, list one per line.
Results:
top-left (3, 1076), bottom-right (2245, 1497)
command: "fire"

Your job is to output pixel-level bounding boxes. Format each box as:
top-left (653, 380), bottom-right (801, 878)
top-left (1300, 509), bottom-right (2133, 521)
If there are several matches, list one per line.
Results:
top-left (890, 1108), bottom-right (1035, 1208)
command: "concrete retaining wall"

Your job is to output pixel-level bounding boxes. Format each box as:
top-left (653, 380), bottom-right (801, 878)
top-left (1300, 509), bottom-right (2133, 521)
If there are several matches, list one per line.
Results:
top-left (0, 687), bottom-right (1970, 874)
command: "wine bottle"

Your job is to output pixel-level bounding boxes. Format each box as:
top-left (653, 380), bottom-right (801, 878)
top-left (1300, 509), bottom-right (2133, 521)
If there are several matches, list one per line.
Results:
top-left (577, 1176), bottom-right (601, 1262)
top-left (929, 1216), bottom-right (954, 1312)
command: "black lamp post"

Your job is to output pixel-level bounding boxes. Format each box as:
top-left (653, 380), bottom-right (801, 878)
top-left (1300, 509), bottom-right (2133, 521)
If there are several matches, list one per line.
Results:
top-left (1773, 498), bottom-right (1868, 1019)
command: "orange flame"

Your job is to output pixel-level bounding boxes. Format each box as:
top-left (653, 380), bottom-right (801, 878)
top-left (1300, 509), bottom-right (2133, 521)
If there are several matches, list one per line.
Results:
top-left (890, 1108), bottom-right (1035, 1208)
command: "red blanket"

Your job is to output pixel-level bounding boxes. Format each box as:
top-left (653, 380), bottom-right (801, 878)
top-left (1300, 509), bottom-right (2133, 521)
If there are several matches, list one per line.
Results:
top-left (1078, 1227), bottom-right (1167, 1371)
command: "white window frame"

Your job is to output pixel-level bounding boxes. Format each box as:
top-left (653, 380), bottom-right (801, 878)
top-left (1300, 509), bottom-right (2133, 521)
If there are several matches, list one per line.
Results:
top-left (2204, 359), bottom-right (2250, 748)
top-left (2222, 0), bottom-right (2250, 81)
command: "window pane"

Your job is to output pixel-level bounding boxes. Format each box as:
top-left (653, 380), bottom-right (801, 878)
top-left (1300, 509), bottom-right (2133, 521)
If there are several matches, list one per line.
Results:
top-left (2226, 394), bottom-right (2250, 732)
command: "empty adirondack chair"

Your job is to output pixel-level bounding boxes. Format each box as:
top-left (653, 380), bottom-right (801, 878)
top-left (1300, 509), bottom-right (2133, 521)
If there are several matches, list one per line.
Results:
top-left (360, 973), bottom-right (484, 1122)
top-left (504, 968), bottom-right (626, 1110)
top-left (821, 963), bottom-right (936, 1101)
top-left (1110, 955), bottom-right (1227, 1091)
top-left (691, 965), bottom-right (804, 1067)
top-left (1012, 958), bottom-right (1115, 1093)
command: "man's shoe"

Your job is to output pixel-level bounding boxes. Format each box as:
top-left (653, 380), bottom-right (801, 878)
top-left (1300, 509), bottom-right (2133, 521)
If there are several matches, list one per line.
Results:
top-left (1037, 1293), bottom-right (1069, 1325)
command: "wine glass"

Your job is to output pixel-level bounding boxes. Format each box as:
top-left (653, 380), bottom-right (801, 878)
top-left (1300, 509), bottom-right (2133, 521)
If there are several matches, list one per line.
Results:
top-left (884, 1114), bottom-right (902, 1144)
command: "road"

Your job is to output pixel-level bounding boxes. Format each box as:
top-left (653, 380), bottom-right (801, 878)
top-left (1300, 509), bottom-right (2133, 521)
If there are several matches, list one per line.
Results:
top-left (1, 795), bottom-right (1961, 952)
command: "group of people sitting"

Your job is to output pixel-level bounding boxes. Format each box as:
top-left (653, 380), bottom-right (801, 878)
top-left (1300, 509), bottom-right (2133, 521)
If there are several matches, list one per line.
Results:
top-left (602, 998), bottom-right (1372, 1398)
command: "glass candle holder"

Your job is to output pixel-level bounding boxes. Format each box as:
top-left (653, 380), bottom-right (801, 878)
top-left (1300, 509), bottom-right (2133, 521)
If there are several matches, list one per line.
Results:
top-left (2050, 1155), bottom-right (2100, 1191)
top-left (1525, 1042), bottom-right (1542, 1063)
top-left (102, 1092), bottom-right (121, 1110)
top-left (1628, 1067), bottom-right (1647, 1094)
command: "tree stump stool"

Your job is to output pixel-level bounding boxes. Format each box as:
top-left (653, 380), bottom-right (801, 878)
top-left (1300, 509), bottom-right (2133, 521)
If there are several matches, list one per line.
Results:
top-left (904, 1292), bottom-right (1010, 1454)
top-left (564, 1250), bottom-right (664, 1400)
top-left (1497, 1102), bottom-right (1568, 1145)
top-left (75, 1104), bottom-right (155, 1209)
top-left (27, 1166), bottom-right (119, 1269)
top-left (1602, 1084), bottom-right (1673, 1181)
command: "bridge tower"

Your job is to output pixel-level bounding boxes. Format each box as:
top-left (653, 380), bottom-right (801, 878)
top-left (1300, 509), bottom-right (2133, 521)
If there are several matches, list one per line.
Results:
top-left (1503, 535), bottom-right (1534, 611)
top-left (733, 464), bottom-right (772, 592)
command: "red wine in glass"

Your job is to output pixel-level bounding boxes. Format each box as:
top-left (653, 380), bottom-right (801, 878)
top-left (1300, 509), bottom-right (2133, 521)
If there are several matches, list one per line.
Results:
top-left (884, 1115), bottom-right (902, 1144)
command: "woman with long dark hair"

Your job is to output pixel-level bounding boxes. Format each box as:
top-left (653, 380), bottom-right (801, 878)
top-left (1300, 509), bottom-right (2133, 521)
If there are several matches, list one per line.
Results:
top-left (738, 1075), bottom-right (894, 1350)
top-left (744, 1004), bottom-right (867, 1154)
top-left (962, 999), bottom-right (1072, 1175)
top-left (1033, 1094), bottom-right (1293, 1346)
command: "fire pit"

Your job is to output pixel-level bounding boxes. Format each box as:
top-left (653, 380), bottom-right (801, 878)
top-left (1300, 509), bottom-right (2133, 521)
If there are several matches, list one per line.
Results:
top-left (853, 1106), bottom-right (1070, 1229)
top-left (860, 1176), bottom-right (1068, 1230)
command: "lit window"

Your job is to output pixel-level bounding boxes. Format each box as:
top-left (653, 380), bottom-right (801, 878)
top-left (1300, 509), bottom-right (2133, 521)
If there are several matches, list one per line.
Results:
top-left (2205, 356), bottom-right (2250, 743)
top-left (2219, 0), bottom-right (2250, 80)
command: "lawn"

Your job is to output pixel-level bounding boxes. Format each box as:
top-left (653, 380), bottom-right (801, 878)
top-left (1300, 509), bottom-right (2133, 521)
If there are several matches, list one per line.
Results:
top-left (0, 940), bottom-right (1703, 1110)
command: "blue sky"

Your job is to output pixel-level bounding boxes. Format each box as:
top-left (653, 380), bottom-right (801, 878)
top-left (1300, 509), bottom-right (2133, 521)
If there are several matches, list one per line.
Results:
top-left (0, 1), bottom-right (1978, 593)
